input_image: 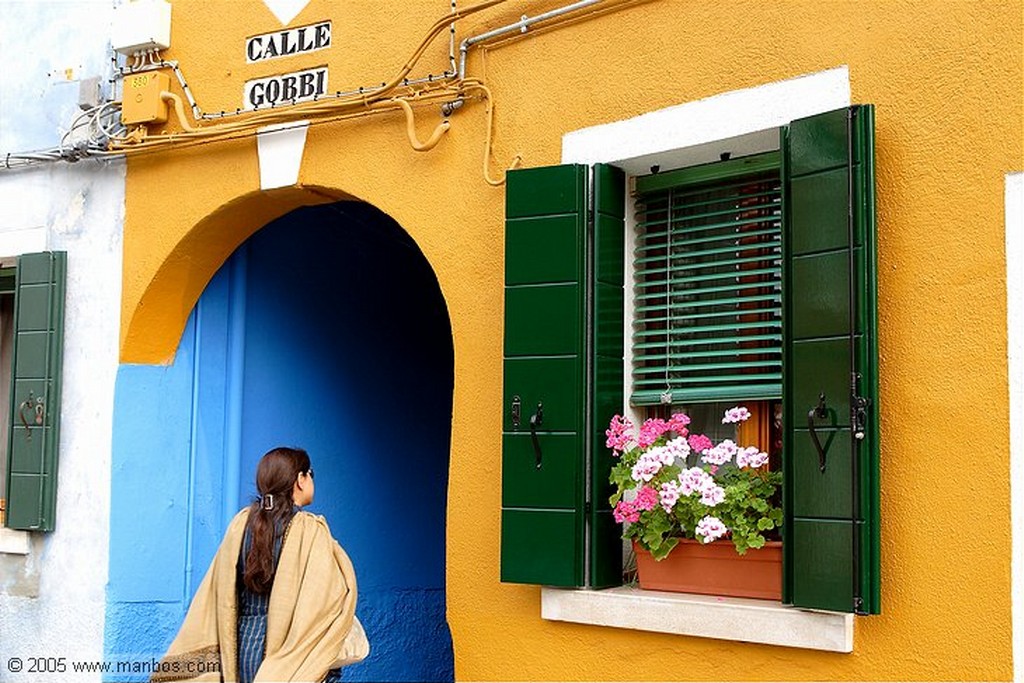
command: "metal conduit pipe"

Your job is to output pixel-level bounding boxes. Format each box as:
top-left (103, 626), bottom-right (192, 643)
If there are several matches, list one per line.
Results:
top-left (458, 0), bottom-right (603, 77)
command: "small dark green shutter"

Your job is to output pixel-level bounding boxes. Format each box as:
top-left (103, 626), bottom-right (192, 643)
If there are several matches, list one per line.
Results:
top-left (5, 251), bottom-right (67, 531)
top-left (782, 106), bottom-right (880, 614)
top-left (501, 164), bottom-right (624, 588)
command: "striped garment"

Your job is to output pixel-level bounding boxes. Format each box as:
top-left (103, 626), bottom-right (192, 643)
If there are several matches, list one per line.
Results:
top-left (236, 508), bottom-right (344, 683)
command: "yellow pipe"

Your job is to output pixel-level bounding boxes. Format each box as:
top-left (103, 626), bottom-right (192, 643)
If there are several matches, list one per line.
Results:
top-left (122, 83), bottom-right (518, 188)
top-left (111, 88), bottom-right (459, 154)
top-left (462, 81), bottom-right (521, 186)
top-left (396, 99), bottom-right (450, 152)
top-left (160, 92), bottom-right (196, 133)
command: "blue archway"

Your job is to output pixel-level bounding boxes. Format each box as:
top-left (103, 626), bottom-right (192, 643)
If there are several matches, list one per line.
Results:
top-left (106, 201), bottom-right (455, 683)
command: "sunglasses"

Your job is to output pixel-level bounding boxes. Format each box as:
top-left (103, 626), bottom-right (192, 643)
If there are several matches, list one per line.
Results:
top-left (306, 467), bottom-right (314, 480)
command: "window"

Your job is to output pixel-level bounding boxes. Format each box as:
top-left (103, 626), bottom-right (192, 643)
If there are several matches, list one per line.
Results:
top-left (0, 252), bottom-right (67, 532)
top-left (500, 106), bottom-right (879, 616)
top-left (631, 152), bottom-right (783, 406)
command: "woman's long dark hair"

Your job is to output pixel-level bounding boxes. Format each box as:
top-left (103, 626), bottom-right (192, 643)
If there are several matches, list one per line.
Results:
top-left (243, 447), bottom-right (310, 594)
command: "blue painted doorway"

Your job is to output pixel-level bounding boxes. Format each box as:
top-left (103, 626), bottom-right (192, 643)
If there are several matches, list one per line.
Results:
top-left (106, 201), bottom-right (455, 682)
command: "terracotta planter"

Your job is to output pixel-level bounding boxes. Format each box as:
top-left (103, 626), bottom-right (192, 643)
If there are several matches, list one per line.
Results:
top-left (633, 539), bottom-right (782, 600)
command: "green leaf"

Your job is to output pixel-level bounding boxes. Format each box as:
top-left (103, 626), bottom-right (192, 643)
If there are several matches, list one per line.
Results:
top-left (747, 534), bottom-right (766, 549)
top-left (757, 516), bottom-right (774, 531)
top-left (642, 528), bottom-right (663, 550)
top-left (651, 537), bottom-right (679, 561)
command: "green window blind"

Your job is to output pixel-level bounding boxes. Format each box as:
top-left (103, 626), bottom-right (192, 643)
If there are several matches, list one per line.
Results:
top-left (632, 152), bottom-right (783, 406)
top-left (5, 251), bottom-right (67, 531)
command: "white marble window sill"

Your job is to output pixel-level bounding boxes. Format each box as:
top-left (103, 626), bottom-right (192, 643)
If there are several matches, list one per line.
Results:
top-left (541, 585), bottom-right (853, 653)
top-left (0, 527), bottom-right (30, 555)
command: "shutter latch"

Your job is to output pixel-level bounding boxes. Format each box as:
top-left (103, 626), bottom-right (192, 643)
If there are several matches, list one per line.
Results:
top-left (18, 391), bottom-right (44, 442)
top-left (511, 395), bottom-right (522, 430)
top-left (852, 394), bottom-right (870, 441)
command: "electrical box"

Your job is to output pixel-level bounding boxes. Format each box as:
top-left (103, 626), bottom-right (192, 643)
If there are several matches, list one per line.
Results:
top-left (121, 71), bottom-right (170, 125)
top-left (112, 0), bottom-right (172, 55)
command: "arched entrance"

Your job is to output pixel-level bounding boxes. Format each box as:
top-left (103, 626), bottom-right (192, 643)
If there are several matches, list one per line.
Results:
top-left (106, 200), bottom-right (455, 683)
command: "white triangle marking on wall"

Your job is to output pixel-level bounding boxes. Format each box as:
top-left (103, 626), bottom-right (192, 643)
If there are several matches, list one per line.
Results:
top-left (257, 121), bottom-right (309, 190)
top-left (261, 0), bottom-right (311, 25)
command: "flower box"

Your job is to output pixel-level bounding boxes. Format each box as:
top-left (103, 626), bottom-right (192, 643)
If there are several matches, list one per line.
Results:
top-left (633, 539), bottom-right (782, 601)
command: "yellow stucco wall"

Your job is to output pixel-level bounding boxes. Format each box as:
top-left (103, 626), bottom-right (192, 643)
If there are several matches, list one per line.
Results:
top-left (121, 1), bottom-right (1023, 680)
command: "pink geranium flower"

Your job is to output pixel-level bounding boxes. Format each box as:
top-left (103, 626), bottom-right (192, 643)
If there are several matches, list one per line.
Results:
top-left (695, 515), bottom-right (729, 543)
top-left (736, 446), bottom-right (769, 469)
top-left (722, 406), bottom-right (752, 424)
top-left (605, 414), bottom-right (635, 454)
top-left (634, 486), bottom-right (659, 512)
top-left (678, 467), bottom-right (712, 496)
top-left (666, 412), bottom-right (691, 437)
top-left (701, 439), bottom-right (737, 466)
top-left (637, 418), bottom-right (670, 448)
top-left (699, 483), bottom-right (726, 507)
top-left (687, 433), bottom-right (713, 454)
top-left (663, 436), bottom-right (691, 463)
top-left (613, 500), bottom-right (640, 524)
top-left (659, 481), bottom-right (681, 512)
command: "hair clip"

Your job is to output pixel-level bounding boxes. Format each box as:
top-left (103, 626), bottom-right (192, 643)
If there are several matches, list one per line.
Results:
top-left (262, 493), bottom-right (274, 510)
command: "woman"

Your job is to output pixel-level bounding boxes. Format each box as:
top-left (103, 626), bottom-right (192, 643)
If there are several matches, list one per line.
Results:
top-left (152, 447), bottom-right (363, 682)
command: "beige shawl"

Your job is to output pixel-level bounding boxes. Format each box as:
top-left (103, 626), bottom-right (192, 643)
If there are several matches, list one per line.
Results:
top-left (151, 508), bottom-right (358, 682)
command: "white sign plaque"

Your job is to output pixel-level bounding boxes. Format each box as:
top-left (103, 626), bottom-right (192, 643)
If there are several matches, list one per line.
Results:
top-left (244, 66), bottom-right (328, 109)
top-left (246, 21), bottom-right (331, 63)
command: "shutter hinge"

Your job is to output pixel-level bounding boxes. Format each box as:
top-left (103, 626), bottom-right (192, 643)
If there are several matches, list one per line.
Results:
top-left (584, 501), bottom-right (592, 516)
top-left (854, 596), bottom-right (866, 615)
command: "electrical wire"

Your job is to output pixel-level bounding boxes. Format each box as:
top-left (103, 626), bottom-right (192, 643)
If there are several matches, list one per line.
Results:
top-left (113, 0), bottom-right (506, 127)
top-left (2, 0), bottom-right (640, 183)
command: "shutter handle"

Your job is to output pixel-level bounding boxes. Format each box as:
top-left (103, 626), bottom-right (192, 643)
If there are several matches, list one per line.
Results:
top-left (807, 392), bottom-right (829, 473)
top-left (18, 391), bottom-right (43, 442)
top-left (529, 402), bottom-right (544, 469)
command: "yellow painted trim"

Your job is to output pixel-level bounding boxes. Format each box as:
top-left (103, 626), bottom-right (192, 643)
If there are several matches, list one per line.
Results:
top-left (120, 183), bottom-right (353, 364)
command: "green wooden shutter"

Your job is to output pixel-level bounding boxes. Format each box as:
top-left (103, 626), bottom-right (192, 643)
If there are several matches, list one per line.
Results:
top-left (589, 164), bottom-right (626, 588)
top-left (632, 152), bottom-right (783, 405)
top-left (4, 251), bottom-right (67, 531)
top-left (782, 106), bottom-right (880, 614)
top-left (501, 164), bottom-right (624, 587)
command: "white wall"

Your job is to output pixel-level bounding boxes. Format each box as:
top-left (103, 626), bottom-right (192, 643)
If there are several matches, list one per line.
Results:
top-left (0, 2), bottom-right (123, 681)
top-left (1007, 171), bottom-right (1024, 683)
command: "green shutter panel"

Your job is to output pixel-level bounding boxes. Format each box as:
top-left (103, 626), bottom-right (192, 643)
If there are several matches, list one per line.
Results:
top-left (782, 106), bottom-right (880, 614)
top-left (5, 251), bottom-right (67, 531)
top-left (632, 153), bottom-right (783, 405)
top-left (501, 164), bottom-right (624, 588)
top-left (589, 164), bottom-right (626, 588)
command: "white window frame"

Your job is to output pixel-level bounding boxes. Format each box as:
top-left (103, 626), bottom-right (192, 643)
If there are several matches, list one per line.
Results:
top-left (544, 66), bottom-right (855, 653)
